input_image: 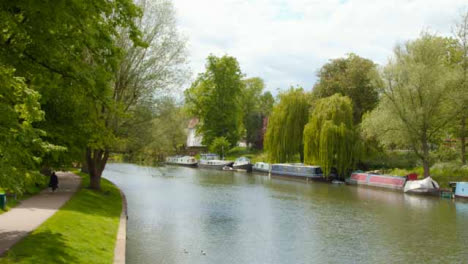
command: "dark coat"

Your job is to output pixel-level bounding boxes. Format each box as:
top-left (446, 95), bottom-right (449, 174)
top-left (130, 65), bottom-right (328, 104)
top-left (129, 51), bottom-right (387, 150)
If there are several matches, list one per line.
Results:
top-left (49, 173), bottom-right (59, 189)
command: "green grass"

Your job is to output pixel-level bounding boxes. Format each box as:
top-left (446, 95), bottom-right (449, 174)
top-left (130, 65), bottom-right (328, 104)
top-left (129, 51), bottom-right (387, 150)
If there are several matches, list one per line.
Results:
top-left (224, 147), bottom-right (265, 162)
top-left (387, 163), bottom-right (468, 188)
top-left (0, 171), bottom-right (122, 264)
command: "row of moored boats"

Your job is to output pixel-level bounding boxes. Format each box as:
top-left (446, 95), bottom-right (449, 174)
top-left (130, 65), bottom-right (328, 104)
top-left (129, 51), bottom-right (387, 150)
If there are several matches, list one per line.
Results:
top-left (165, 154), bottom-right (468, 199)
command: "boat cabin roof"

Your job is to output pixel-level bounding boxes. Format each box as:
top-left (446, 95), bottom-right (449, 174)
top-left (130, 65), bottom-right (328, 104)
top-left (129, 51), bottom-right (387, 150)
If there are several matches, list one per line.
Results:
top-left (272, 163), bottom-right (320, 168)
top-left (235, 157), bottom-right (250, 162)
top-left (200, 153), bottom-right (220, 160)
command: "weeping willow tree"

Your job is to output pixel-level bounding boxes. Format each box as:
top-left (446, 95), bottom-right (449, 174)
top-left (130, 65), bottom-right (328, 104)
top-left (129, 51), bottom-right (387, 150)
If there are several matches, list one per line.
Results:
top-left (303, 94), bottom-right (359, 177)
top-left (264, 88), bottom-right (310, 163)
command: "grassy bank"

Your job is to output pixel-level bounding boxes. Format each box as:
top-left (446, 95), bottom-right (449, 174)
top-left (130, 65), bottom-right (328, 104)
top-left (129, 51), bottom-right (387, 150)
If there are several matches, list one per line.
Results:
top-left (0, 171), bottom-right (122, 264)
top-left (387, 163), bottom-right (468, 188)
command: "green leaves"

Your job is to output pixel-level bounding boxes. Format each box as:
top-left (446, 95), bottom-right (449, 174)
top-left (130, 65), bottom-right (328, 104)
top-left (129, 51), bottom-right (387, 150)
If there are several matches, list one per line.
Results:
top-left (312, 53), bottom-right (381, 123)
top-left (185, 55), bottom-right (244, 147)
top-left (0, 66), bottom-right (45, 193)
top-left (264, 88), bottom-right (310, 163)
top-left (303, 94), bottom-right (358, 177)
top-left (209, 137), bottom-right (230, 158)
top-left (362, 33), bottom-right (458, 176)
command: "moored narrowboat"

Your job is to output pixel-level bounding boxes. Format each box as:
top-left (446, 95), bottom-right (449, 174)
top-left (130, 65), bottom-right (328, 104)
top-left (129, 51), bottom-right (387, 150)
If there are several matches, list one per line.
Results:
top-left (253, 162), bottom-right (270, 173)
top-left (198, 153), bottom-right (233, 170)
top-left (165, 156), bottom-right (198, 167)
top-left (270, 163), bottom-right (323, 179)
top-left (451, 182), bottom-right (468, 199)
top-left (347, 172), bottom-right (406, 190)
top-left (233, 157), bottom-right (253, 172)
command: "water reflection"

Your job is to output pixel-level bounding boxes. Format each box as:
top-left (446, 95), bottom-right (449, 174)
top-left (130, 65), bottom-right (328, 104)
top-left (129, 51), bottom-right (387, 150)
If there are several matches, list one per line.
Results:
top-left (103, 163), bottom-right (467, 264)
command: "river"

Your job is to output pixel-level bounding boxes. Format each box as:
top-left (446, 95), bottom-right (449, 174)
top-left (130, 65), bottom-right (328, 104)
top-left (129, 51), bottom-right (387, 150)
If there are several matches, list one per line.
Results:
top-left (103, 163), bottom-right (468, 264)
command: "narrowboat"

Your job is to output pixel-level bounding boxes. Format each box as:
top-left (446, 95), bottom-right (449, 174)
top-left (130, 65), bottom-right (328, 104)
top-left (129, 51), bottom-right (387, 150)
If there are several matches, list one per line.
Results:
top-left (233, 157), bottom-right (253, 172)
top-left (253, 162), bottom-right (270, 173)
top-left (403, 177), bottom-right (440, 195)
top-left (270, 163), bottom-right (324, 179)
top-left (451, 182), bottom-right (468, 199)
top-left (347, 172), bottom-right (406, 190)
top-left (198, 153), bottom-right (233, 170)
top-left (165, 155), bottom-right (198, 167)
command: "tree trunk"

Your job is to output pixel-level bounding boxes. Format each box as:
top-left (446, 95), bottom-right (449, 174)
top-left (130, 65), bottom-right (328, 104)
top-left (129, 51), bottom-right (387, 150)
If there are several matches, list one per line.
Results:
top-left (422, 159), bottom-right (430, 178)
top-left (421, 137), bottom-right (430, 178)
top-left (81, 152), bottom-right (89, 174)
top-left (461, 117), bottom-right (466, 165)
top-left (86, 148), bottom-right (110, 190)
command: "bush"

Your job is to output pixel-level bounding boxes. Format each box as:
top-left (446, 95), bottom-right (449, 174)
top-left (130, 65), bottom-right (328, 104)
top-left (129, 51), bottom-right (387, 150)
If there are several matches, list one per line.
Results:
top-left (359, 150), bottom-right (419, 170)
top-left (434, 145), bottom-right (459, 162)
top-left (209, 137), bottom-right (230, 158)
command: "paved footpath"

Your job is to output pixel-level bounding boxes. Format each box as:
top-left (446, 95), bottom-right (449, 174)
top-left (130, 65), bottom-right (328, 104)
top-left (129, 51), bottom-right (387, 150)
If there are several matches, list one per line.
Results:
top-left (0, 172), bottom-right (81, 256)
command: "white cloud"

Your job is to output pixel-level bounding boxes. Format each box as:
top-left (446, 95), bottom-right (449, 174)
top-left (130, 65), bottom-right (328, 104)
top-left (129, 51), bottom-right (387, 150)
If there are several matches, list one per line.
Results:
top-left (172, 0), bottom-right (467, 93)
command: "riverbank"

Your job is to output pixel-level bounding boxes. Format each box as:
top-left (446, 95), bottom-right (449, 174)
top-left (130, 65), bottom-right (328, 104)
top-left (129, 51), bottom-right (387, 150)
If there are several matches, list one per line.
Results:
top-left (0, 171), bottom-right (122, 264)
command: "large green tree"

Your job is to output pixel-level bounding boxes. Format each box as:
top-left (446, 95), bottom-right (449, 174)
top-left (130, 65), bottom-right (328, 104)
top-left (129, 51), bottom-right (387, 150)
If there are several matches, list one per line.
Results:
top-left (0, 67), bottom-right (46, 193)
top-left (452, 11), bottom-right (468, 164)
top-left (0, 0), bottom-right (143, 190)
top-left (362, 34), bottom-right (457, 177)
top-left (85, 0), bottom-right (187, 189)
top-left (185, 55), bottom-right (244, 146)
top-left (303, 94), bottom-right (358, 178)
top-left (264, 88), bottom-right (310, 163)
top-left (240, 78), bottom-right (274, 149)
top-left (312, 53), bottom-right (382, 123)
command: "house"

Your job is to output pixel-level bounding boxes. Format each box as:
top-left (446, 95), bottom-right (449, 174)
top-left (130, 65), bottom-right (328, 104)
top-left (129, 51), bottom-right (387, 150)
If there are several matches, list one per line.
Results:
top-left (186, 118), bottom-right (205, 153)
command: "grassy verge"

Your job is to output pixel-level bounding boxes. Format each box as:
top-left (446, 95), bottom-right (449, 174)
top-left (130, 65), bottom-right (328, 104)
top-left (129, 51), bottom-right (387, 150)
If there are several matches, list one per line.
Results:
top-left (387, 163), bottom-right (468, 188)
top-left (224, 147), bottom-right (266, 162)
top-left (0, 171), bottom-right (122, 264)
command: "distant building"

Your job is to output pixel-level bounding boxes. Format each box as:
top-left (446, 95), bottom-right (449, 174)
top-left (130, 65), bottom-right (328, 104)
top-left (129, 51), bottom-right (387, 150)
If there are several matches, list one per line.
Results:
top-left (186, 118), bottom-right (205, 153)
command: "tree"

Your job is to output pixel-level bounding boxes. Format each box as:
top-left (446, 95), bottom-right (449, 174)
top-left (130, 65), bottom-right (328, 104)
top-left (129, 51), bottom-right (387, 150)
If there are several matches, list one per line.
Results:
top-left (209, 137), bottom-right (230, 159)
top-left (0, 67), bottom-right (46, 193)
top-left (240, 78), bottom-right (274, 149)
top-left (0, 0), bottom-right (143, 190)
top-left (85, 0), bottom-right (188, 189)
top-left (264, 88), bottom-right (310, 163)
top-left (312, 53), bottom-right (382, 123)
top-left (452, 11), bottom-right (468, 164)
top-left (185, 55), bottom-right (244, 147)
top-left (362, 34), bottom-right (456, 177)
top-left (303, 94), bottom-right (358, 178)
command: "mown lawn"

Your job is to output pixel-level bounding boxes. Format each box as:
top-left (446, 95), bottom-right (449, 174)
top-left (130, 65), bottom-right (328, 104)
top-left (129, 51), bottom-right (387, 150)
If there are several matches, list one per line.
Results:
top-left (0, 171), bottom-right (122, 264)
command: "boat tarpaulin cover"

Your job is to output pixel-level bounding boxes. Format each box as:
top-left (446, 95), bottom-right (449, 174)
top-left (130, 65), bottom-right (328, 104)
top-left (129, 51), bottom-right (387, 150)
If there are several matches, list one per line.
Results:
top-left (404, 177), bottom-right (439, 193)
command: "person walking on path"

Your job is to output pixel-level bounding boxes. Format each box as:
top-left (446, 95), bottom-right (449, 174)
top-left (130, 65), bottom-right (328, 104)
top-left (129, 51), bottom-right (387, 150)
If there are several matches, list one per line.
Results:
top-left (49, 172), bottom-right (59, 192)
top-left (0, 171), bottom-right (81, 256)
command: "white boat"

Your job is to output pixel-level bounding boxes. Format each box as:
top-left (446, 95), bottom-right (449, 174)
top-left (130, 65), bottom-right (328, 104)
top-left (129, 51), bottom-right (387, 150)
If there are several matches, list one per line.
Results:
top-left (198, 153), bottom-right (233, 170)
top-left (233, 157), bottom-right (253, 172)
top-left (165, 155), bottom-right (198, 167)
top-left (403, 177), bottom-right (439, 194)
top-left (253, 162), bottom-right (270, 173)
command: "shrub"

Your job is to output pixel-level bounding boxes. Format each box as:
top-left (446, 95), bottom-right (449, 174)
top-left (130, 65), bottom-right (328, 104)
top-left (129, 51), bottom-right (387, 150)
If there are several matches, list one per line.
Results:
top-left (209, 137), bottom-right (230, 158)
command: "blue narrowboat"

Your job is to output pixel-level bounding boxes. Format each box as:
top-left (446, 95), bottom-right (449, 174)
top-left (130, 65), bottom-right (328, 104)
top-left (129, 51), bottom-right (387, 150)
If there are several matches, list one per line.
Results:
top-left (453, 182), bottom-right (468, 199)
top-left (270, 163), bottom-right (323, 179)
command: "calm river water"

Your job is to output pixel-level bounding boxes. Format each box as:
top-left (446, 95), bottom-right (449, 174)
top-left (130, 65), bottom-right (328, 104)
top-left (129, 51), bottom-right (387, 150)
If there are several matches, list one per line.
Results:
top-left (103, 163), bottom-right (468, 264)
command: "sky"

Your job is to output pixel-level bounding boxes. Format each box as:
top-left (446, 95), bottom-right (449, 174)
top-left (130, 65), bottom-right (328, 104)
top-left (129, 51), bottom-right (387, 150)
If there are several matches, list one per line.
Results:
top-left (171, 0), bottom-right (467, 94)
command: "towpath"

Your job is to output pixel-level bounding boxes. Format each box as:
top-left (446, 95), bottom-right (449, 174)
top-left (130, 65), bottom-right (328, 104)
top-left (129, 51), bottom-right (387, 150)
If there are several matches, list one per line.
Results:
top-left (0, 172), bottom-right (81, 256)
